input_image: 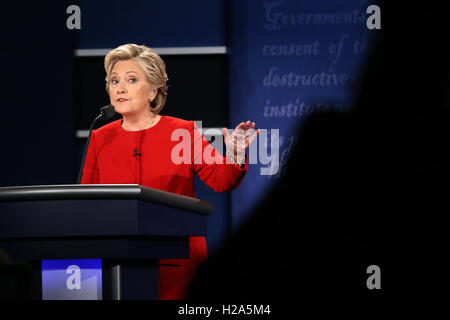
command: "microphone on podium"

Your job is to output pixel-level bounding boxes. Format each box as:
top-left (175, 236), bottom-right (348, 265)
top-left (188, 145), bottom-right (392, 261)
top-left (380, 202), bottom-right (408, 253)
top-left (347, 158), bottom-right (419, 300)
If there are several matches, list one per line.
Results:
top-left (77, 105), bottom-right (116, 184)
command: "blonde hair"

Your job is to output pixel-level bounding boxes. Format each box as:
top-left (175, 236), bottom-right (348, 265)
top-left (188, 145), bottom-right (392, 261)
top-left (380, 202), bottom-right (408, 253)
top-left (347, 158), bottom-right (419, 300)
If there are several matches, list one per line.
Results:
top-left (104, 44), bottom-right (168, 113)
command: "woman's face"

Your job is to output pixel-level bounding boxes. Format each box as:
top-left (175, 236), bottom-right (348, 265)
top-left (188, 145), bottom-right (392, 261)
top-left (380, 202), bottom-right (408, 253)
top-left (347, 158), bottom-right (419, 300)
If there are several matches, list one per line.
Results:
top-left (109, 59), bottom-right (156, 117)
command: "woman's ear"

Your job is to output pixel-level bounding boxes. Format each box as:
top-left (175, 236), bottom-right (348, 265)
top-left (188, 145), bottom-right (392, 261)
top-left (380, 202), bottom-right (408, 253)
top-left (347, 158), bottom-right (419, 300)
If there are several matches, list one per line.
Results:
top-left (150, 88), bottom-right (158, 101)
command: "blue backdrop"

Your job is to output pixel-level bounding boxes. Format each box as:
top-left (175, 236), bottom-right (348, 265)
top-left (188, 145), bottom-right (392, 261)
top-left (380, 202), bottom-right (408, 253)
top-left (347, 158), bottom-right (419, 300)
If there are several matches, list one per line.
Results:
top-left (228, 0), bottom-right (376, 229)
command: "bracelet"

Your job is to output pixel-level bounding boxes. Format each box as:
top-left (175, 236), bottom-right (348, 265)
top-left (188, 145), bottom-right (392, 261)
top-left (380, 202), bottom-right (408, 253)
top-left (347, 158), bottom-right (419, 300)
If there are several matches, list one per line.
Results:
top-left (227, 151), bottom-right (246, 166)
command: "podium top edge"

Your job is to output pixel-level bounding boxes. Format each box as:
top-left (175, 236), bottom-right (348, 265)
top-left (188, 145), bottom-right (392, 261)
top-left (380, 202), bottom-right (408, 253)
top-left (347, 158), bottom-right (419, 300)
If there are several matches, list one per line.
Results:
top-left (0, 184), bottom-right (213, 215)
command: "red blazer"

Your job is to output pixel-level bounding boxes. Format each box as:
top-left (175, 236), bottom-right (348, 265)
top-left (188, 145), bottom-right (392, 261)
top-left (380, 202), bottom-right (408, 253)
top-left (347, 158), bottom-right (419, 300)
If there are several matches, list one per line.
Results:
top-left (81, 115), bottom-right (247, 299)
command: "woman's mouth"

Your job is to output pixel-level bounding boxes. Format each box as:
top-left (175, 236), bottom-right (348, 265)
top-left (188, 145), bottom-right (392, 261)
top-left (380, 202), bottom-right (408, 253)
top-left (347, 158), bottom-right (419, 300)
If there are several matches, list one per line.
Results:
top-left (117, 98), bottom-right (129, 103)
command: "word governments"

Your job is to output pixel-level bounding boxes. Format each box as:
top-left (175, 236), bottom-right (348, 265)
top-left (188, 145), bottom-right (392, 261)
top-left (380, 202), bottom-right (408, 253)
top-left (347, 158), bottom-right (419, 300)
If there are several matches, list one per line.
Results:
top-left (264, 1), bottom-right (381, 31)
top-left (264, 0), bottom-right (366, 31)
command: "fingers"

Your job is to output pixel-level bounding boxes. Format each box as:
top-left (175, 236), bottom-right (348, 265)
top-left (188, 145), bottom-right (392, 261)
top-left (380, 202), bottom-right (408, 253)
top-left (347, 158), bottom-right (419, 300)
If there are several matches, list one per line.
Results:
top-left (234, 121), bottom-right (256, 134)
top-left (234, 122), bottom-right (245, 132)
top-left (247, 128), bottom-right (260, 147)
top-left (228, 121), bottom-right (260, 150)
top-left (234, 120), bottom-right (252, 131)
top-left (232, 121), bottom-right (258, 138)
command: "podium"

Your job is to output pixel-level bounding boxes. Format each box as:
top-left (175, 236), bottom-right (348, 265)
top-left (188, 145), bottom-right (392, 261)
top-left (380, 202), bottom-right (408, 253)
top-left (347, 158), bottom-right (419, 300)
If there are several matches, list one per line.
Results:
top-left (0, 184), bottom-right (213, 300)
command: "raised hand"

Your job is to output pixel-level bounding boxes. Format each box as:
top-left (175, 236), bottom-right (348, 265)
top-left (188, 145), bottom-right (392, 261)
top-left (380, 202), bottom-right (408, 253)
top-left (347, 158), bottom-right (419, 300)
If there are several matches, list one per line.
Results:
top-left (223, 121), bottom-right (260, 165)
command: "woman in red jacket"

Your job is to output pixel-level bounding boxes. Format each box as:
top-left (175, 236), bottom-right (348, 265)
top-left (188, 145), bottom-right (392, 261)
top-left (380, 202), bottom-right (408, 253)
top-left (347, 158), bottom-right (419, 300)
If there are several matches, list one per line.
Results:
top-left (81, 43), bottom-right (259, 299)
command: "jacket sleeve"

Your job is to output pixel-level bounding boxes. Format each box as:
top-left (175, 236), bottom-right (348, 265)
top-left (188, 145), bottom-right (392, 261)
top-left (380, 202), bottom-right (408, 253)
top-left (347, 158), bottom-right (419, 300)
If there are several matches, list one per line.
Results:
top-left (80, 129), bottom-right (100, 184)
top-left (191, 121), bottom-right (248, 192)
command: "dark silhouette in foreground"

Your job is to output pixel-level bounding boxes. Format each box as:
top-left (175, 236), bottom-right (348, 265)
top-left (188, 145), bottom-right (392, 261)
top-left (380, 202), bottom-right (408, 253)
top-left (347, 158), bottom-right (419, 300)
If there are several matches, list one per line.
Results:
top-left (188, 3), bottom-right (450, 299)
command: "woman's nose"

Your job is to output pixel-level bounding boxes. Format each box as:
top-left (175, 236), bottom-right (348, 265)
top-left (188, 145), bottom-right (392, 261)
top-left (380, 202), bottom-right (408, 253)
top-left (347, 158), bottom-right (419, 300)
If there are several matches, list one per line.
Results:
top-left (117, 82), bottom-right (127, 93)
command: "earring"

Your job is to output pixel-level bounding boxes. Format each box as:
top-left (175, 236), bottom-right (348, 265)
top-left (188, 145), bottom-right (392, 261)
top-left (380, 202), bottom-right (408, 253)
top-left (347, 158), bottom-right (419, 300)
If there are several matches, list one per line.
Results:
top-left (149, 96), bottom-right (154, 103)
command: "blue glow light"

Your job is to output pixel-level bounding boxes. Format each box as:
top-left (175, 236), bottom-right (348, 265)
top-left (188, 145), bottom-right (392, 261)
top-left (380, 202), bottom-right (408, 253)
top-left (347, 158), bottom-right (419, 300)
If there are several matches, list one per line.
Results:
top-left (41, 259), bottom-right (102, 300)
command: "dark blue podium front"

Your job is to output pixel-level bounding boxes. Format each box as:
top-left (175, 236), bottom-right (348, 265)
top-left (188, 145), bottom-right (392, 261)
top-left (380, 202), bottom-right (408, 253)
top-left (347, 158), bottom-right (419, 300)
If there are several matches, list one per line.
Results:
top-left (0, 184), bottom-right (213, 300)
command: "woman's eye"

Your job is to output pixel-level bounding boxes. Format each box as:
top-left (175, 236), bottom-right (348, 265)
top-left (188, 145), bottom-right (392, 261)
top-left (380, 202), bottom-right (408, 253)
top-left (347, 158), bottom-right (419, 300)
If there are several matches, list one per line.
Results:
top-left (129, 78), bottom-right (137, 83)
top-left (111, 79), bottom-right (118, 84)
